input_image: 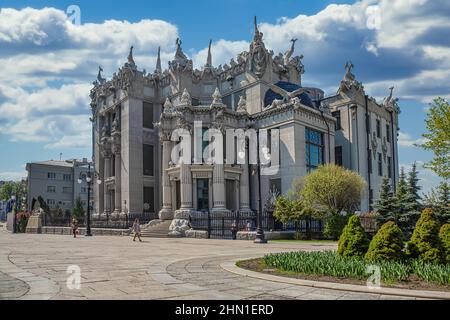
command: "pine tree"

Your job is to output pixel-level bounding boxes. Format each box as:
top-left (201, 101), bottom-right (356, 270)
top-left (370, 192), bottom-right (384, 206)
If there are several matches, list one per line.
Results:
top-left (399, 163), bottom-right (422, 237)
top-left (374, 176), bottom-right (396, 226)
top-left (393, 167), bottom-right (408, 217)
top-left (72, 197), bottom-right (85, 219)
top-left (437, 182), bottom-right (450, 224)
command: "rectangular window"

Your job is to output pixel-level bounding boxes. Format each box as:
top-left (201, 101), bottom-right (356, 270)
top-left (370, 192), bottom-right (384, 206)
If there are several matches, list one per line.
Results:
top-left (305, 127), bottom-right (324, 172)
top-left (47, 199), bottom-right (55, 206)
top-left (270, 178), bottom-right (282, 194)
top-left (222, 94), bottom-right (232, 110)
top-left (48, 172), bottom-right (56, 179)
top-left (62, 187), bottom-right (72, 193)
top-left (47, 186), bottom-right (56, 193)
top-left (335, 146), bottom-right (343, 166)
top-left (81, 187), bottom-right (87, 193)
top-left (368, 150), bottom-right (372, 174)
top-left (196, 179), bottom-right (209, 211)
top-left (225, 180), bottom-right (237, 211)
top-left (63, 174), bottom-right (71, 181)
top-left (378, 153), bottom-right (383, 176)
top-left (143, 144), bottom-right (154, 176)
top-left (388, 156), bottom-right (392, 179)
top-left (143, 102), bottom-right (154, 129)
top-left (143, 186), bottom-right (155, 213)
top-left (376, 119), bottom-right (381, 138)
top-left (332, 111), bottom-right (341, 130)
top-left (386, 124), bottom-right (391, 142)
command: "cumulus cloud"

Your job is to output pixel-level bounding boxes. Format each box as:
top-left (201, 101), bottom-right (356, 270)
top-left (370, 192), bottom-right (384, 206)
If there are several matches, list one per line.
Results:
top-left (0, 7), bottom-right (180, 147)
top-left (398, 132), bottom-right (427, 148)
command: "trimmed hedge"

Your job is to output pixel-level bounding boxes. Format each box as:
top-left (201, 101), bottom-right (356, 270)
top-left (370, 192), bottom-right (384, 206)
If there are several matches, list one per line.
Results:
top-left (337, 215), bottom-right (368, 257)
top-left (405, 208), bottom-right (444, 264)
top-left (365, 221), bottom-right (404, 262)
top-left (439, 224), bottom-right (450, 264)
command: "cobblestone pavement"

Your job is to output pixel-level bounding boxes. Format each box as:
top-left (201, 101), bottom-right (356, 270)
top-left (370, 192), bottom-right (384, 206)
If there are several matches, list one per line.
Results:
top-left (0, 231), bottom-right (416, 300)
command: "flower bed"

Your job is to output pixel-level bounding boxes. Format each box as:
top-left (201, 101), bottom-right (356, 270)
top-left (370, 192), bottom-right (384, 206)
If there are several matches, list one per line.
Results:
top-left (262, 250), bottom-right (449, 286)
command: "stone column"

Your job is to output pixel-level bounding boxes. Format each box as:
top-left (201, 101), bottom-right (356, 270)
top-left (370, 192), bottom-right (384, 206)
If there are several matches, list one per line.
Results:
top-left (113, 152), bottom-right (121, 214)
top-left (104, 155), bottom-right (111, 214)
top-left (212, 164), bottom-right (228, 213)
top-left (239, 162), bottom-right (251, 212)
top-left (159, 140), bottom-right (173, 220)
top-left (179, 163), bottom-right (193, 211)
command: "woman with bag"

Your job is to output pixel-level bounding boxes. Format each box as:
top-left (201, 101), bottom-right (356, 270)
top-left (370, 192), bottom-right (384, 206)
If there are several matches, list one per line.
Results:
top-left (132, 218), bottom-right (142, 242)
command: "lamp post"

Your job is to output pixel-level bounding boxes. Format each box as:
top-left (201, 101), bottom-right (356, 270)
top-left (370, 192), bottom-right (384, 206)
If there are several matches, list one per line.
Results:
top-left (11, 195), bottom-right (17, 233)
top-left (77, 162), bottom-right (102, 237)
top-left (252, 131), bottom-right (267, 244)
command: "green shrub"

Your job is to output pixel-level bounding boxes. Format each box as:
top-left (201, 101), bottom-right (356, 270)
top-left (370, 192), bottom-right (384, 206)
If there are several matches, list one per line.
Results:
top-left (324, 214), bottom-right (349, 240)
top-left (405, 208), bottom-right (444, 264)
top-left (337, 215), bottom-right (368, 257)
top-left (439, 224), bottom-right (450, 264)
top-left (365, 221), bottom-right (404, 262)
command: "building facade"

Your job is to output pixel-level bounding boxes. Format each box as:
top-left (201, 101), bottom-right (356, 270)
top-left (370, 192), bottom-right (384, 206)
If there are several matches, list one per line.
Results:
top-left (90, 18), bottom-right (399, 225)
top-left (26, 159), bottom-right (93, 213)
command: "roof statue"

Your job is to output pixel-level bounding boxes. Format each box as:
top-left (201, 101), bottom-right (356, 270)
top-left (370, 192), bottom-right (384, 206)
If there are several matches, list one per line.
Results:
top-left (212, 87), bottom-right (222, 104)
top-left (248, 16), bottom-right (268, 78)
top-left (284, 38), bottom-right (297, 65)
top-left (97, 66), bottom-right (106, 84)
top-left (127, 46), bottom-right (136, 68)
top-left (175, 38), bottom-right (187, 60)
top-left (383, 86), bottom-right (400, 113)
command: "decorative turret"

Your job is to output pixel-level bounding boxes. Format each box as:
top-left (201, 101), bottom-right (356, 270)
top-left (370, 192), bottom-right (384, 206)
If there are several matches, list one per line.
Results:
top-left (248, 16), bottom-right (268, 78)
top-left (180, 88), bottom-right (192, 106)
top-left (206, 39), bottom-right (213, 68)
top-left (236, 95), bottom-right (247, 113)
top-left (212, 87), bottom-right (222, 104)
top-left (155, 46), bottom-right (162, 74)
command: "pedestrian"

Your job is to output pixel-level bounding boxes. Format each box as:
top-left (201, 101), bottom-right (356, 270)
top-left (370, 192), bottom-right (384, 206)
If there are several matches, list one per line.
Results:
top-left (132, 218), bottom-right (142, 242)
top-left (246, 220), bottom-right (252, 232)
top-left (231, 219), bottom-right (238, 240)
top-left (71, 218), bottom-right (78, 238)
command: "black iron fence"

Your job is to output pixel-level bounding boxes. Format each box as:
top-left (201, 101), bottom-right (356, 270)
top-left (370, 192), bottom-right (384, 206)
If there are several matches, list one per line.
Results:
top-left (42, 212), bottom-right (158, 229)
top-left (189, 210), bottom-right (325, 239)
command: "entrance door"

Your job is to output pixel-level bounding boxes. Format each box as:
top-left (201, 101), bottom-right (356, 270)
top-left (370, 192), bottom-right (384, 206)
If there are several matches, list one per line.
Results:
top-left (196, 179), bottom-right (209, 211)
top-left (225, 179), bottom-right (236, 211)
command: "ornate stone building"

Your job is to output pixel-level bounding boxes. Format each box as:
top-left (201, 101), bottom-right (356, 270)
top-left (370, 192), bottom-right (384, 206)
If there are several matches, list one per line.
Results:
top-left (89, 17), bottom-right (399, 229)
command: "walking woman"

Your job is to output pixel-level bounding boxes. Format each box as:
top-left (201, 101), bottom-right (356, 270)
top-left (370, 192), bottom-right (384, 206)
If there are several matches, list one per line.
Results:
top-left (132, 218), bottom-right (142, 242)
top-left (71, 218), bottom-right (78, 238)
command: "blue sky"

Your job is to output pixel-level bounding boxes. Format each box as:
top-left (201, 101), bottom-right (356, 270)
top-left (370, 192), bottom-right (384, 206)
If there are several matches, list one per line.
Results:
top-left (0, 0), bottom-right (448, 195)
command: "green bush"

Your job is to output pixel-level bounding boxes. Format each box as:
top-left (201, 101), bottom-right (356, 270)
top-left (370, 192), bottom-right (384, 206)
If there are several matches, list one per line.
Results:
top-left (405, 208), bottom-right (444, 264)
top-left (337, 215), bottom-right (368, 257)
top-left (439, 224), bottom-right (450, 264)
top-left (365, 221), bottom-right (404, 262)
top-left (324, 214), bottom-right (349, 240)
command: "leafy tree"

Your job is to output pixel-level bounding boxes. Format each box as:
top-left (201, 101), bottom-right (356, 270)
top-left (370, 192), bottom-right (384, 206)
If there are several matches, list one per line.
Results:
top-left (300, 164), bottom-right (367, 217)
top-left (72, 197), bottom-right (85, 218)
top-left (424, 182), bottom-right (450, 224)
top-left (439, 224), bottom-right (450, 264)
top-left (405, 208), bottom-right (444, 264)
top-left (365, 221), bottom-right (404, 262)
top-left (273, 195), bottom-right (314, 239)
top-left (0, 181), bottom-right (26, 202)
top-left (418, 97), bottom-right (450, 179)
top-left (323, 214), bottom-right (349, 240)
top-left (374, 176), bottom-right (396, 226)
top-left (337, 215), bottom-right (369, 258)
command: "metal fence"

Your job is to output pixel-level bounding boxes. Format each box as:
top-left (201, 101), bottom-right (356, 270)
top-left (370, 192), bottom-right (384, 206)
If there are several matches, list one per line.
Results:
top-left (42, 212), bottom-right (158, 229)
top-left (189, 210), bottom-right (325, 239)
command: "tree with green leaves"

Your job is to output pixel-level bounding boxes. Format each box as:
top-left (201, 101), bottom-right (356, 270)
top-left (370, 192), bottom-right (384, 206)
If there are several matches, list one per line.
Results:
top-left (418, 97), bottom-right (450, 180)
top-left (337, 215), bottom-right (369, 258)
top-left (0, 181), bottom-right (26, 202)
top-left (374, 176), bottom-right (396, 226)
top-left (300, 164), bottom-right (367, 240)
top-left (424, 182), bottom-right (450, 224)
top-left (72, 197), bottom-right (85, 218)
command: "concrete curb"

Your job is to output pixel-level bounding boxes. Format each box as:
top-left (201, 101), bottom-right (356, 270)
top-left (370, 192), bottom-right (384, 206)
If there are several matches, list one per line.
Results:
top-left (220, 259), bottom-right (450, 300)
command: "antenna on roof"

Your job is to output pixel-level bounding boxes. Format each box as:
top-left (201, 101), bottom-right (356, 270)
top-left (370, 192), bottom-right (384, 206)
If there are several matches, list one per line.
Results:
top-left (59, 153), bottom-right (62, 161)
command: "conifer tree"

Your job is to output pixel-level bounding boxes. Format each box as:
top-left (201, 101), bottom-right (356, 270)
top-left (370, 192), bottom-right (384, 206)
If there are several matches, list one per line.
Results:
top-left (374, 176), bottom-right (396, 226)
top-left (399, 163), bottom-right (422, 237)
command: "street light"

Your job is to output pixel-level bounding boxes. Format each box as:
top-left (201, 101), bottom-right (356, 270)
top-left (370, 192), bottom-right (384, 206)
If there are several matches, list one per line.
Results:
top-left (252, 131), bottom-right (267, 244)
top-left (77, 163), bottom-right (102, 237)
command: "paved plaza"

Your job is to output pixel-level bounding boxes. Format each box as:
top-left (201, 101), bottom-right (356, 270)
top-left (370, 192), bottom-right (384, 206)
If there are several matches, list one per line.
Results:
top-left (0, 230), bottom-right (424, 300)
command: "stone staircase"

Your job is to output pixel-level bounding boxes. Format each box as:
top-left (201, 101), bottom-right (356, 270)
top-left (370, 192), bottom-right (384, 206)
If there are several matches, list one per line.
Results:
top-left (138, 219), bottom-right (172, 238)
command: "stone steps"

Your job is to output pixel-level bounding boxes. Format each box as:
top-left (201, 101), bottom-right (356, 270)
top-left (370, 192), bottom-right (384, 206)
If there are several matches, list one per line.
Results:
top-left (138, 219), bottom-right (172, 238)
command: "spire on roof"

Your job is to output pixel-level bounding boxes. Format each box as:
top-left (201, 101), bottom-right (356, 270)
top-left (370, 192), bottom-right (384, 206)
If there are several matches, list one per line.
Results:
top-left (205, 39), bottom-right (212, 68)
top-left (128, 46), bottom-right (135, 66)
top-left (155, 46), bottom-right (162, 73)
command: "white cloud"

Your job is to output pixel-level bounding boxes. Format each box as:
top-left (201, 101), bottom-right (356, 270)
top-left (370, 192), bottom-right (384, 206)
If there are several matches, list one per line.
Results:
top-left (398, 132), bottom-right (427, 148)
top-left (0, 171), bottom-right (27, 181)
